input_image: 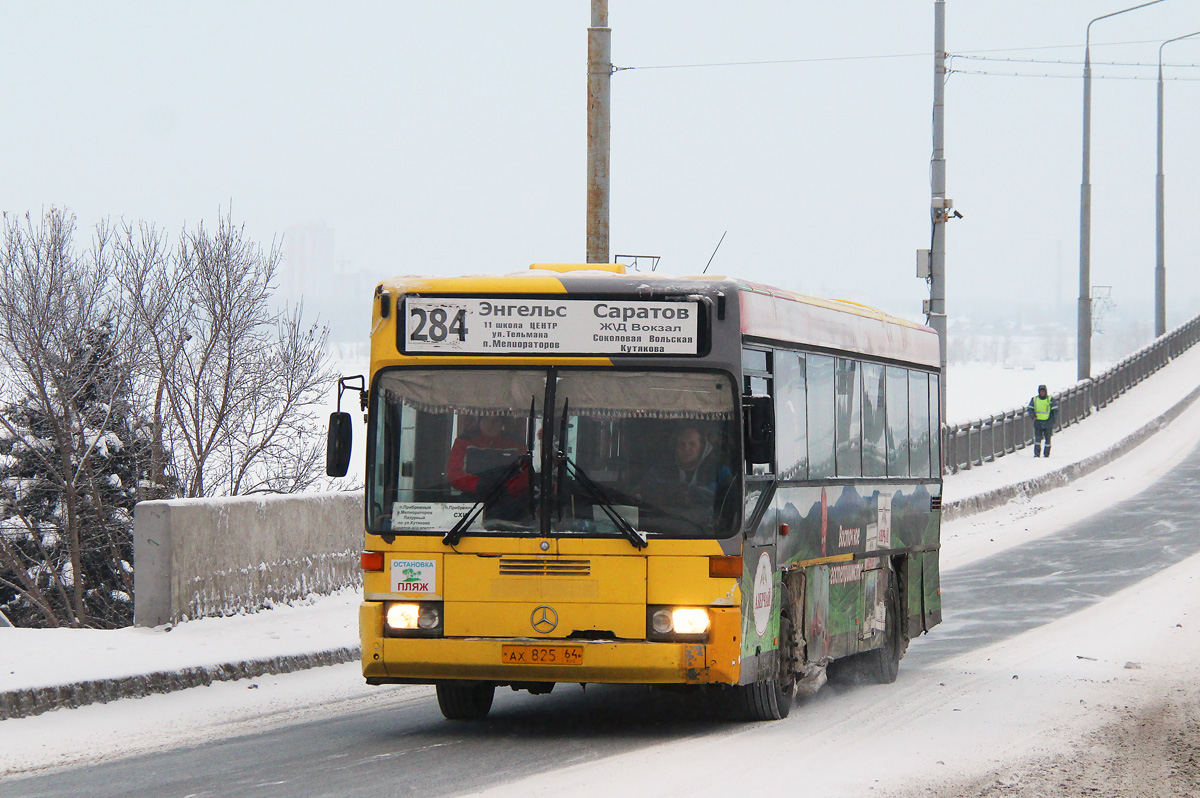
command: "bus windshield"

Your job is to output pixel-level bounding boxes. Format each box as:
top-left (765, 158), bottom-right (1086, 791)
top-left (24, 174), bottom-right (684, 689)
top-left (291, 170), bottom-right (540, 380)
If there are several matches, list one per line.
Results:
top-left (368, 368), bottom-right (741, 539)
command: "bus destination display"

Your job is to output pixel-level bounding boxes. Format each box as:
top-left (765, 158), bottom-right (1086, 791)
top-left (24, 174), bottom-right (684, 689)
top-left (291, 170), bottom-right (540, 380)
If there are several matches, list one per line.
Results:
top-left (402, 297), bottom-right (701, 355)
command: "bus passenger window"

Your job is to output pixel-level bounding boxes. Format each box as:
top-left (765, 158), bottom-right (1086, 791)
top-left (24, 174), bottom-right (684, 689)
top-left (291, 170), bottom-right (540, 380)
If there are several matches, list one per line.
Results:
top-left (774, 350), bottom-right (807, 481)
top-left (742, 348), bottom-right (770, 373)
top-left (807, 354), bottom-right (836, 479)
top-left (886, 366), bottom-right (910, 477)
top-left (909, 371), bottom-right (932, 478)
top-left (862, 363), bottom-right (887, 477)
top-left (835, 359), bottom-right (862, 478)
top-left (929, 373), bottom-right (942, 474)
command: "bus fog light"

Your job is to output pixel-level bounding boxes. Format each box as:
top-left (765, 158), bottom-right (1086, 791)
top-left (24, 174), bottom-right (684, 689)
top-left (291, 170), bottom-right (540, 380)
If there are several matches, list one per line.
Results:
top-left (386, 603), bottom-right (420, 630)
top-left (651, 608), bottom-right (674, 634)
top-left (672, 608), bottom-right (709, 635)
top-left (417, 605), bottom-right (441, 630)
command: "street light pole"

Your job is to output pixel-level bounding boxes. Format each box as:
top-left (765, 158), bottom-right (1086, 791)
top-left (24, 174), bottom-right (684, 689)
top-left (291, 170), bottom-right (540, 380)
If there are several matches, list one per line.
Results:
top-left (1078, 0), bottom-right (1165, 381)
top-left (1155, 31), bottom-right (1200, 338)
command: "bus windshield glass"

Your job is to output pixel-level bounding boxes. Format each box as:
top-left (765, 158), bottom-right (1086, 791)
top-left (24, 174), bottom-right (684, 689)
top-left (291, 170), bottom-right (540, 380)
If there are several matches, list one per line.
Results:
top-left (368, 368), bottom-right (741, 539)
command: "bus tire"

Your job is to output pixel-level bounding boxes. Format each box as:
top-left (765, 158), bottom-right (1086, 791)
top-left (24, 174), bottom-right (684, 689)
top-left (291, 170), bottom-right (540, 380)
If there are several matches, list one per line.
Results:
top-left (737, 586), bottom-right (796, 721)
top-left (435, 681), bottom-right (495, 720)
top-left (827, 567), bottom-right (906, 686)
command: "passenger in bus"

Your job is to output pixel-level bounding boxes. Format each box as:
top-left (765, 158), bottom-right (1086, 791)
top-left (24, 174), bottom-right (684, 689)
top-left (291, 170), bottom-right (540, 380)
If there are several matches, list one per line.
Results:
top-left (447, 415), bottom-right (531, 520)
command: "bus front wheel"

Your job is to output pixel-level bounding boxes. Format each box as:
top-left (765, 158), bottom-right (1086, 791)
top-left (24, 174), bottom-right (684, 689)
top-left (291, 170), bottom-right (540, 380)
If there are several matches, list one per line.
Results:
top-left (737, 586), bottom-right (797, 721)
top-left (435, 681), bottom-right (495, 720)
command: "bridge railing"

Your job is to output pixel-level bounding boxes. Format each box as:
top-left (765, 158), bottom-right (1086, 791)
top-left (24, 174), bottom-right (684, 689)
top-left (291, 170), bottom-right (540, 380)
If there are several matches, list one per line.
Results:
top-left (943, 314), bottom-right (1200, 474)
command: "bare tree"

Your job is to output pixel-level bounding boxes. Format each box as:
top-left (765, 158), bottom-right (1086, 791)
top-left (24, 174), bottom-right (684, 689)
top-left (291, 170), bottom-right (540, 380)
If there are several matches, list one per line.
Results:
top-left (0, 209), bottom-right (146, 628)
top-left (119, 212), bottom-right (335, 498)
top-left (1, 208), bottom-right (335, 627)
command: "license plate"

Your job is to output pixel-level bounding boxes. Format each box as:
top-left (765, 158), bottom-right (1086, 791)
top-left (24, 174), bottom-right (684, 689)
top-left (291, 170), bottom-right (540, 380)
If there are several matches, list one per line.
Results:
top-left (501, 645), bottom-right (583, 665)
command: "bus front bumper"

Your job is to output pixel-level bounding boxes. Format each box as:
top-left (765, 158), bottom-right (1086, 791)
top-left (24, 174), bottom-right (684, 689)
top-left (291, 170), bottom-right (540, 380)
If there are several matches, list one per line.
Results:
top-left (361, 606), bottom-right (741, 686)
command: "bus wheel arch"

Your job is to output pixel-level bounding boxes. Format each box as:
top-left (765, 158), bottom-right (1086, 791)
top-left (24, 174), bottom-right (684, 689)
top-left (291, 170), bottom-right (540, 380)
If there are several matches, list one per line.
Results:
top-left (826, 557), bottom-right (907, 686)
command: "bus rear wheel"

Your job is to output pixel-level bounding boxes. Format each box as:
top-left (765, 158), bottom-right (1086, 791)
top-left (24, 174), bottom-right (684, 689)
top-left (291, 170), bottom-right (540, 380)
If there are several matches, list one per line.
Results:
top-left (737, 587), bottom-right (796, 721)
top-left (435, 681), bottom-right (495, 720)
top-left (827, 567), bottom-right (906, 685)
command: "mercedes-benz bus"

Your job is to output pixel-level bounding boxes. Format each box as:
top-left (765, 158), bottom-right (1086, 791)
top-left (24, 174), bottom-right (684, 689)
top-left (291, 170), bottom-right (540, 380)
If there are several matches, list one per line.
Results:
top-left (327, 263), bottom-right (942, 721)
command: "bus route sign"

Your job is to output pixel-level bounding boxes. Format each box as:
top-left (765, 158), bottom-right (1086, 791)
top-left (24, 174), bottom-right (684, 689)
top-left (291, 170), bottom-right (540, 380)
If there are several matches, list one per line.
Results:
top-left (401, 297), bottom-right (702, 356)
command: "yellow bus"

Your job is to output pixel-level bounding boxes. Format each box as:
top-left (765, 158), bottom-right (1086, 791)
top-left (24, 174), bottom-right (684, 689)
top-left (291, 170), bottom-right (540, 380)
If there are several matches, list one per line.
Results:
top-left (327, 264), bottom-right (942, 721)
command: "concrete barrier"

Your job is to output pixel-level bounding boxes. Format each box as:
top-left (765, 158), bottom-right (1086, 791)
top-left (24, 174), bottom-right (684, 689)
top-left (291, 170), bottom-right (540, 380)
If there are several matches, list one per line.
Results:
top-left (133, 491), bottom-right (364, 627)
top-left (0, 647), bottom-right (361, 721)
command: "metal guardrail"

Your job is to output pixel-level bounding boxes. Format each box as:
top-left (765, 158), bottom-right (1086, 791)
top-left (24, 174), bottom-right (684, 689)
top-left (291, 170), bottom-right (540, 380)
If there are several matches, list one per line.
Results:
top-left (942, 314), bottom-right (1200, 474)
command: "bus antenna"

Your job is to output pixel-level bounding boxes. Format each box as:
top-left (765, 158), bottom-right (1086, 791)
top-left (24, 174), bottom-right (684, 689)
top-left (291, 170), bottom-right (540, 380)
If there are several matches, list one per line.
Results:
top-left (702, 231), bottom-right (727, 274)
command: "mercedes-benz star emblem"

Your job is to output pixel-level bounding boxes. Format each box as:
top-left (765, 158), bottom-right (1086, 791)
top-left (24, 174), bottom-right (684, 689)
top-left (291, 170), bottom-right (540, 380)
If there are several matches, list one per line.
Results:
top-left (530, 605), bottom-right (558, 634)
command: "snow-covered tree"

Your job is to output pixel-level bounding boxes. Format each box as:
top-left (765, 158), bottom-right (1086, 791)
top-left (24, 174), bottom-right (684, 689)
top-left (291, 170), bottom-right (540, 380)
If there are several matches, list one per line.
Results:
top-left (0, 208), bottom-right (334, 627)
top-left (0, 210), bottom-right (157, 628)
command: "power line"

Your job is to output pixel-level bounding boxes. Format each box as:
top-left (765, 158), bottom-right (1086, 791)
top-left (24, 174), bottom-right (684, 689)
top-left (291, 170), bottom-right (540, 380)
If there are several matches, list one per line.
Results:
top-left (948, 67), bottom-right (1200, 81)
top-left (613, 51), bottom-right (927, 72)
top-left (614, 38), bottom-right (1195, 73)
top-left (952, 53), bottom-right (1200, 69)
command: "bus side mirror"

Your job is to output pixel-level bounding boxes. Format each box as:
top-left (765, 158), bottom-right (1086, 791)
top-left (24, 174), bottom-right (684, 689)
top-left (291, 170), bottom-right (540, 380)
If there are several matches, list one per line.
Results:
top-left (744, 395), bottom-right (774, 466)
top-left (326, 412), bottom-right (353, 477)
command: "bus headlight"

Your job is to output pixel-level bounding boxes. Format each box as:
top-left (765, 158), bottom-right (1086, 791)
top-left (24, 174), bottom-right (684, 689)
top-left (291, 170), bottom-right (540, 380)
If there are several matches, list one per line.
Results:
top-left (386, 603), bottom-right (420, 630)
top-left (417, 605), bottom-right (441, 630)
top-left (647, 606), bottom-right (710, 641)
top-left (384, 601), bottom-right (443, 636)
top-left (671, 608), bottom-right (710, 635)
top-left (651, 608), bottom-right (674, 635)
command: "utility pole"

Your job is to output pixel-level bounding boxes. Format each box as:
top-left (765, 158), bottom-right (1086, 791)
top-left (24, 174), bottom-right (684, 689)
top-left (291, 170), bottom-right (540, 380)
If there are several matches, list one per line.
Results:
top-left (929, 0), bottom-right (948, 427)
top-left (586, 0), bottom-right (611, 264)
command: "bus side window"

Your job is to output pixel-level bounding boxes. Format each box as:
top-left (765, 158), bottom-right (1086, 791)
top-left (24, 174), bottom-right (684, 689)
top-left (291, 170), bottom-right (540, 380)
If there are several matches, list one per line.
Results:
top-left (929, 373), bottom-right (942, 474)
top-left (742, 347), bottom-right (773, 476)
top-left (807, 354), bottom-right (836, 479)
top-left (861, 363), bottom-right (887, 478)
top-left (886, 366), bottom-right (910, 477)
top-left (909, 371), bottom-right (932, 478)
top-left (835, 358), bottom-right (862, 478)
top-left (774, 350), bottom-right (807, 481)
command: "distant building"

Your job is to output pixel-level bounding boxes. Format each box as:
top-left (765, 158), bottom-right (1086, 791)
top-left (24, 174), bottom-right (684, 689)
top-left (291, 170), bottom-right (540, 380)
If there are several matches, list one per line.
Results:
top-left (281, 222), bottom-right (376, 343)
top-left (282, 221), bottom-right (337, 299)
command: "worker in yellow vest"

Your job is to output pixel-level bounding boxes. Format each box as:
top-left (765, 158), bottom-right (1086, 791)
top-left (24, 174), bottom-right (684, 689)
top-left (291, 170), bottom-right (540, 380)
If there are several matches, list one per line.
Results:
top-left (1027, 384), bottom-right (1058, 458)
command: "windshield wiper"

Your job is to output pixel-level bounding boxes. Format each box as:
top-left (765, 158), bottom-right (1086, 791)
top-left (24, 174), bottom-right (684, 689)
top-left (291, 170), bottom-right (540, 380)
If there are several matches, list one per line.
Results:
top-left (442, 455), bottom-right (527, 546)
top-left (562, 457), bottom-right (647, 549)
top-left (556, 458), bottom-right (646, 551)
top-left (443, 398), bottom-right (537, 547)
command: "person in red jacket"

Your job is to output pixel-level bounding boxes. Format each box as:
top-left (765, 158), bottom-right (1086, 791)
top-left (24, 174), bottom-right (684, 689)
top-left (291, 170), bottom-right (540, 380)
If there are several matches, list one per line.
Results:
top-left (447, 416), bottom-right (531, 522)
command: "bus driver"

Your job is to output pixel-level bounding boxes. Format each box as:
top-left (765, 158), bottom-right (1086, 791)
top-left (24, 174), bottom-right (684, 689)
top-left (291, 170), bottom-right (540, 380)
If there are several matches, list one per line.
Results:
top-left (659, 424), bottom-right (730, 494)
top-left (447, 415), bottom-right (531, 522)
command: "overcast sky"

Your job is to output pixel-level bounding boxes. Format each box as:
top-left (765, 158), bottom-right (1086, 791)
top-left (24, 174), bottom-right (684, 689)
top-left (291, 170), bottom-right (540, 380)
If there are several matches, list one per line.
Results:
top-left (4, 1), bottom-right (1199, 336)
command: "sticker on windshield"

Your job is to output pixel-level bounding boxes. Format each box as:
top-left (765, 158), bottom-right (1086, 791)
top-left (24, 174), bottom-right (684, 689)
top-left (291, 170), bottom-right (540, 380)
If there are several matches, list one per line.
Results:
top-left (391, 559), bottom-right (436, 594)
top-left (390, 502), bottom-right (475, 531)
